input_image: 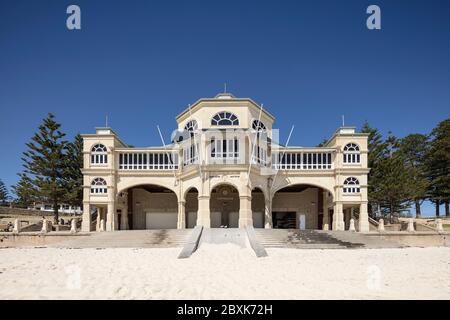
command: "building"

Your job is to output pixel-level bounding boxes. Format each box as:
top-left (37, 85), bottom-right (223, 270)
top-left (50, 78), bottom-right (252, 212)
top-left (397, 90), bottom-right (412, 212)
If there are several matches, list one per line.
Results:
top-left (81, 93), bottom-right (370, 232)
top-left (32, 203), bottom-right (82, 215)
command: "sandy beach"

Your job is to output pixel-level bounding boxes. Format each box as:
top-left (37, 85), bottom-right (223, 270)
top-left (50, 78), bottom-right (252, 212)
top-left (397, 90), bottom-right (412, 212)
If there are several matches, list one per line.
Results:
top-left (0, 244), bottom-right (449, 300)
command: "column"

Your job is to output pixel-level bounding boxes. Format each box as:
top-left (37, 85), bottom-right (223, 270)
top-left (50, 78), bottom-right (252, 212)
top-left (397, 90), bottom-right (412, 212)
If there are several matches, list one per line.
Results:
top-left (177, 201), bottom-right (186, 229)
top-left (264, 198), bottom-right (273, 229)
top-left (332, 202), bottom-right (345, 231)
top-left (81, 203), bottom-right (91, 232)
top-left (239, 195), bottom-right (253, 228)
top-left (106, 202), bottom-right (115, 231)
top-left (96, 207), bottom-right (101, 232)
top-left (358, 202), bottom-right (370, 232)
top-left (120, 207), bottom-right (129, 230)
top-left (322, 192), bottom-right (329, 230)
top-left (344, 208), bottom-right (351, 230)
top-left (197, 195), bottom-right (211, 228)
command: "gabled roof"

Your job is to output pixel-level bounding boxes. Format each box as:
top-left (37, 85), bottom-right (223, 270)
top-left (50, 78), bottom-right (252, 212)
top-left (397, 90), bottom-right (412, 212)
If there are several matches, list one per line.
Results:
top-left (176, 92), bottom-right (276, 122)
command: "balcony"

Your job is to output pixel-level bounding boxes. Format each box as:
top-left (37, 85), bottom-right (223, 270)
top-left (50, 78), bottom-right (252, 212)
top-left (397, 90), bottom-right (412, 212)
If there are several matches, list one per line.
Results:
top-left (118, 151), bottom-right (179, 171)
top-left (271, 151), bottom-right (334, 170)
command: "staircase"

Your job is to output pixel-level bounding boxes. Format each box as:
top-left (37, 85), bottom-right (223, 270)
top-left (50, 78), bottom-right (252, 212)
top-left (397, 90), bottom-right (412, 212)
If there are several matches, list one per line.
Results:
top-left (254, 229), bottom-right (403, 249)
top-left (51, 229), bottom-right (192, 249)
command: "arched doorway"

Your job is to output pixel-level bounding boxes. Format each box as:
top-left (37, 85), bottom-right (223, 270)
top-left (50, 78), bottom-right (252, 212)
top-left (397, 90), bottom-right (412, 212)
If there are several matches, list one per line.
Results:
top-left (125, 184), bottom-right (178, 230)
top-left (185, 187), bottom-right (198, 229)
top-left (272, 184), bottom-right (333, 230)
top-left (251, 187), bottom-right (265, 228)
top-left (210, 184), bottom-right (240, 228)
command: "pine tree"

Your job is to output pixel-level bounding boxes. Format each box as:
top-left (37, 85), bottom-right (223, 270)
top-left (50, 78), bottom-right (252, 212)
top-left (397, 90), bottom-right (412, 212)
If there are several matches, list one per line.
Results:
top-left (361, 121), bottom-right (388, 217)
top-left (0, 179), bottom-right (8, 205)
top-left (426, 119), bottom-right (450, 216)
top-left (18, 113), bottom-right (67, 223)
top-left (398, 134), bottom-right (430, 218)
top-left (63, 134), bottom-right (84, 209)
top-left (12, 174), bottom-right (37, 208)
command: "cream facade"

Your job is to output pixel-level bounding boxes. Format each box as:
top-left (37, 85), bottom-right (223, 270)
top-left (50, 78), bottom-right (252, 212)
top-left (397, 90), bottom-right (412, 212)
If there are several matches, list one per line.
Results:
top-left (81, 93), bottom-right (370, 232)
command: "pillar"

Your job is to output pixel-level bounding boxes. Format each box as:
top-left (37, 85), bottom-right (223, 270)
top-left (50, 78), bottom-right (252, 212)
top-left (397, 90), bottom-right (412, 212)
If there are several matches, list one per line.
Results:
top-left (239, 195), bottom-right (253, 228)
top-left (264, 198), bottom-right (273, 229)
top-left (358, 202), bottom-right (370, 233)
top-left (81, 203), bottom-right (92, 232)
top-left (332, 202), bottom-right (345, 231)
top-left (197, 195), bottom-right (210, 228)
top-left (177, 201), bottom-right (186, 229)
top-left (96, 207), bottom-right (101, 232)
top-left (120, 208), bottom-right (129, 230)
top-left (106, 202), bottom-right (115, 231)
top-left (322, 192), bottom-right (329, 230)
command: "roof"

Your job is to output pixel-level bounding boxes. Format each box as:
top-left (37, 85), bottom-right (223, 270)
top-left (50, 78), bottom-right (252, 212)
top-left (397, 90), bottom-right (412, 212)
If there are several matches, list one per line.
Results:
top-left (175, 92), bottom-right (276, 122)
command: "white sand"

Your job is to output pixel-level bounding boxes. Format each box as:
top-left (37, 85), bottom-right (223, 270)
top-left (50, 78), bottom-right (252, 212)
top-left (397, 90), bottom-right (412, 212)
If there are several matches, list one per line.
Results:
top-left (0, 245), bottom-right (449, 300)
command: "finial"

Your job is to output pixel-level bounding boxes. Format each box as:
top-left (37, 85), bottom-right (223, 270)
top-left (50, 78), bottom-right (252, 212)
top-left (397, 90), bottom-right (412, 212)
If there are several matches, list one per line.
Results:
top-left (224, 83), bottom-right (227, 93)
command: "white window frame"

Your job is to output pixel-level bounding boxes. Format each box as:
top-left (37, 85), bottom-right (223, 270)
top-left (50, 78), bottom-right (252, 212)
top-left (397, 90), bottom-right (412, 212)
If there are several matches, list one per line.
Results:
top-left (343, 177), bottom-right (361, 194)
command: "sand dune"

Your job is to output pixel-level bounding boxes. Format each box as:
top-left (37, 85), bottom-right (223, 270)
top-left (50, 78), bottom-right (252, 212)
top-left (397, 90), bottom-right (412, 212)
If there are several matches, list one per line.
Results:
top-left (0, 245), bottom-right (449, 299)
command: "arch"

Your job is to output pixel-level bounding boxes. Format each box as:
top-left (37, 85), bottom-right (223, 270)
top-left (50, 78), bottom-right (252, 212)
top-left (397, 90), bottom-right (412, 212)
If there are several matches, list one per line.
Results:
top-left (210, 180), bottom-right (242, 195)
top-left (211, 111), bottom-right (239, 126)
top-left (343, 143), bottom-right (360, 152)
top-left (343, 177), bottom-right (360, 193)
top-left (117, 180), bottom-right (178, 196)
top-left (91, 144), bottom-right (108, 165)
top-left (210, 183), bottom-right (240, 228)
top-left (272, 183), bottom-right (334, 230)
top-left (124, 183), bottom-right (179, 230)
top-left (273, 182), bottom-right (334, 199)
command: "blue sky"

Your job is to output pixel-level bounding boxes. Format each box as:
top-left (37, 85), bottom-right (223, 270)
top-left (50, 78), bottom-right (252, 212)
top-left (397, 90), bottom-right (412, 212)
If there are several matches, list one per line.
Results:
top-left (0, 0), bottom-right (449, 215)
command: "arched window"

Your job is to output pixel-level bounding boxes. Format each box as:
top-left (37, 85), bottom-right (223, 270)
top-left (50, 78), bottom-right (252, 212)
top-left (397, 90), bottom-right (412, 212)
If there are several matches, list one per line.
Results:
top-left (211, 112), bottom-right (239, 126)
top-left (343, 143), bottom-right (360, 164)
top-left (91, 144), bottom-right (108, 165)
top-left (184, 120), bottom-right (198, 137)
top-left (343, 177), bottom-right (360, 193)
top-left (252, 120), bottom-right (266, 132)
top-left (91, 178), bottom-right (107, 194)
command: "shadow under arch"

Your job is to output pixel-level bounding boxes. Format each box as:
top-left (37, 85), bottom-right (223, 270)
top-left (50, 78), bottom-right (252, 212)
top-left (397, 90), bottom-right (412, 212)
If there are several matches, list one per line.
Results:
top-left (184, 187), bottom-right (199, 229)
top-left (251, 187), bottom-right (266, 228)
top-left (122, 183), bottom-right (179, 230)
top-left (272, 183), bottom-right (334, 230)
top-left (210, 183), bottom-right (240, 228)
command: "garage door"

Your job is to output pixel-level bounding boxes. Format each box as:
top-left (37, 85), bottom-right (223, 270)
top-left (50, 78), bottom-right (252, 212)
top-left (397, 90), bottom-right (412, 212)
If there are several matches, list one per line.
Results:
top-left (145, 212), bottom-right (177, 229)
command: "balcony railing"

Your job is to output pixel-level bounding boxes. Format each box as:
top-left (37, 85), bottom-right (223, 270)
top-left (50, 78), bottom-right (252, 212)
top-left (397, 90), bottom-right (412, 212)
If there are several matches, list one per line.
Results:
top-left (118, 151), bottom-right (179, 170)
top-left (272, 152), bottom-right (333, 170)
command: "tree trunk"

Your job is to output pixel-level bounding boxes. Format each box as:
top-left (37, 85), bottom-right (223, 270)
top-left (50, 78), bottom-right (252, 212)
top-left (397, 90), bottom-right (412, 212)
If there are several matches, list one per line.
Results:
top-left (389, 202), bottom-right (394, 224)
top-left (53, 197), bottom-right (59, 225)
top-left (415, 199), bottom-right (421, 219)
top-left (446, 200), bottom-right (449, 217)
top-left (435, 199), bottom-right (440, 217)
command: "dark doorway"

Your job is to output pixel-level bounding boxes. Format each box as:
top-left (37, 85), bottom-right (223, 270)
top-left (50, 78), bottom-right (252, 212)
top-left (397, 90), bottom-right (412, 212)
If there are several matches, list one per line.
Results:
top-left (272, 212), bottom-right (296, 229)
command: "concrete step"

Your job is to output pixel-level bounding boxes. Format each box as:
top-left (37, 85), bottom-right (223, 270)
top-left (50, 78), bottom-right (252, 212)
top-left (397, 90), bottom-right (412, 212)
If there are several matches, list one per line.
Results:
top-left (50, 229), bottom-right (192, 248)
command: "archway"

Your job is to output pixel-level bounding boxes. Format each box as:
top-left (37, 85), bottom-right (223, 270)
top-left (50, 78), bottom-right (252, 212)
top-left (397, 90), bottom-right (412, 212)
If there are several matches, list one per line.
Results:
top-left (251, 187), bottom-right (265, 228)
top-left (272, 184), bottom-right (333, 230)
top-left (124, 184), bottom-right (179, 230)
top-left (210, 184), bottom-right (240, 228)
top-left (185, 187), bottom-right (199, 229)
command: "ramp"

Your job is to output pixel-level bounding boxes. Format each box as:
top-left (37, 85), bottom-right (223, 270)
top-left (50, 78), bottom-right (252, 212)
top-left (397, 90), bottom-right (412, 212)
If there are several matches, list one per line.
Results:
top-left (179, 228), bottom-right (267, 258)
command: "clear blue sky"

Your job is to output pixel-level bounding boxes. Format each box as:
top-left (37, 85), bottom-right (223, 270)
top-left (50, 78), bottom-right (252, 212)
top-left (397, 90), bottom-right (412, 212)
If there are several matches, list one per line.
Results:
top-left (0, 0), bottom-right (449, 215)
